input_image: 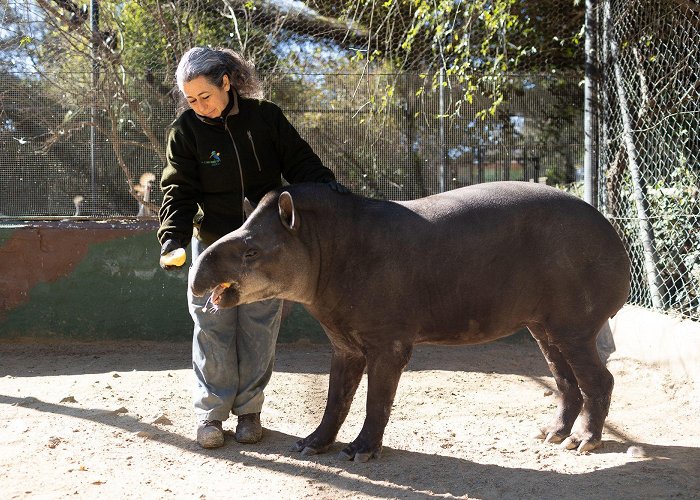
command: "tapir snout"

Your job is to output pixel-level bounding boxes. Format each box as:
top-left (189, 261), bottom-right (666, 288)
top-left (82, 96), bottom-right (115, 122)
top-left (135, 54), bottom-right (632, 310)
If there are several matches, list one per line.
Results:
top-left (188, 236), bottom-right (247, 308)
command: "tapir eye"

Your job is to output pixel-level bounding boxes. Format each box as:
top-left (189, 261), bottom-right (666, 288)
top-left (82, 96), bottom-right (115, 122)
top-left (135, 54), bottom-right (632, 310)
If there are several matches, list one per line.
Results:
top-left (244, 248), bottom-right (258, 260)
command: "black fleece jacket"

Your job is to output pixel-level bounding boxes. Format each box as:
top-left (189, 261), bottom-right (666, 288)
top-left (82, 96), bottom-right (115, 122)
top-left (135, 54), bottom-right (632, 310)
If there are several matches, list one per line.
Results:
top-left (158, 91), bottom-right (336, 246)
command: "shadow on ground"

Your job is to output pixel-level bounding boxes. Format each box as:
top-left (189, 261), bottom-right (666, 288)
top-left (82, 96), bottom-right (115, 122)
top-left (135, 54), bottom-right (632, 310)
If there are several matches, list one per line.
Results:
top-left (1, 393), bottom-right (698, 499)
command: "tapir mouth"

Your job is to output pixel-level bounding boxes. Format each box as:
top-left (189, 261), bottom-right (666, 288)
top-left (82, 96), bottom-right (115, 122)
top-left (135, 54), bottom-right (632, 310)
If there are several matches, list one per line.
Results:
top-left (210, 283), bottom-right (231, 306)
top-left (207, 281), bottom-right (240, 309)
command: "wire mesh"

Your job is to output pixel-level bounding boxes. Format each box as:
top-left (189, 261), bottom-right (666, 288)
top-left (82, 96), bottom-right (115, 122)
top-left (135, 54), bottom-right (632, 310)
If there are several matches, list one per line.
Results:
top-left (597, 0), bottom-right (700, 321)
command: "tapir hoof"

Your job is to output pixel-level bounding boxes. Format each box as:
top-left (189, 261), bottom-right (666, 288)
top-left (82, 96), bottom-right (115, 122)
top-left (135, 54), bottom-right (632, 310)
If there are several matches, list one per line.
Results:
top-left (532, 428), bottom-right (567, 444)
top-left (338, 442), bottom-right (382, 462)
top-left (291, 438), bottom-right (331, 456)
top-left (545, 432), bottom-right (566, 444)
top-left (561, 435), bottom-right (602, 453)
top-left (534, 427), bottom-right (602, 453)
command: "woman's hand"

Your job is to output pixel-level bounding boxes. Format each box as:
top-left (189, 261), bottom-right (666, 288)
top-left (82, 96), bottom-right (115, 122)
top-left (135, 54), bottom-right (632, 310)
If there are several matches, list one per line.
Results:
top-left (160, 239), bottom-right (187, 270)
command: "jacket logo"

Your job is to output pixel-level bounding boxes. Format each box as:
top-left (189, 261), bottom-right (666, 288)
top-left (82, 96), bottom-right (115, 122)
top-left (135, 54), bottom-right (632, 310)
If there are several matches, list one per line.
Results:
top-left (202, 150), bottom-right (221, 166)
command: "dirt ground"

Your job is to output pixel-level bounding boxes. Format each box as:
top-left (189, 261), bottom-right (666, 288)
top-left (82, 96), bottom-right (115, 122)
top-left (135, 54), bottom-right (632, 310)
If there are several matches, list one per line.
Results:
top-left (1, 338), bottom-right (698, 499)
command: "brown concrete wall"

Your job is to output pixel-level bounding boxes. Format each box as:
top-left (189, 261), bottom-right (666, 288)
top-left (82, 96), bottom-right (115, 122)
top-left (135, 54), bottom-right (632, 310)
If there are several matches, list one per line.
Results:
top-left (0, 221), bottom-right (325, 342)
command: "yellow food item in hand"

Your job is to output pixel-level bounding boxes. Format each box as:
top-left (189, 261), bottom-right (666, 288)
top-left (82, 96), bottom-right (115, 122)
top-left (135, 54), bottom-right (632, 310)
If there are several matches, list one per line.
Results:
top-left (160, 247), bottom-right (186, 267)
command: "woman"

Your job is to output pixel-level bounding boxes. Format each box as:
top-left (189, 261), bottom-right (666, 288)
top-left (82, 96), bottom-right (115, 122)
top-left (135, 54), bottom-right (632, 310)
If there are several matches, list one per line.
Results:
top-left (158, 47), bottom-right (347, 449)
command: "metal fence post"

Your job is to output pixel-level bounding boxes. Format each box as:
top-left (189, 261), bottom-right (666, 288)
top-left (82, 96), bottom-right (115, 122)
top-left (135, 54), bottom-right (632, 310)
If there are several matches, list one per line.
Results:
top-left (584, 0), bottom-right (599, 207)
top-left (90, 0), bottom-right (99, 215)
top-left (439, 67), bottom-right (446, 192)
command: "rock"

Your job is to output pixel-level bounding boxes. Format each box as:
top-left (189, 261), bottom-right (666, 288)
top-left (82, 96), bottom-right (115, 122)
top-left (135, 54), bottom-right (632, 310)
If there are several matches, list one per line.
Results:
top-left (152, 414), bottom-right (173, 425)
top-left (60, 396), bottom-right (77, 403)
top-left (47, 437), bottom-right (62, 449)
top-left (626, 445), bottom-right (646, 458)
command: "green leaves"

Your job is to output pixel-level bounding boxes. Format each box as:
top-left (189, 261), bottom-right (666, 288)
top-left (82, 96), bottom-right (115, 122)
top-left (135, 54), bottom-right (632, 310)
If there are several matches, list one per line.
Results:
top-left (336, 0), bottom-right (583, 116)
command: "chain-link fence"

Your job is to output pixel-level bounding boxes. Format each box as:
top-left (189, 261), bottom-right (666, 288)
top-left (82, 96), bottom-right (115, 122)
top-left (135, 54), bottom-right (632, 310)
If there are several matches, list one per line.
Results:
top-left (1, 1), bottom-right (698, 321)
top-left (596, 0), bottom-right (700, 321)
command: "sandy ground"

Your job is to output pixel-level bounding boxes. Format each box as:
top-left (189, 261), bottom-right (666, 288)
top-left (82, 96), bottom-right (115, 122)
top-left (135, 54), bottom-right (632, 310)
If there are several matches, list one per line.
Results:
top-left (1, 338), bottom-right (698, 499)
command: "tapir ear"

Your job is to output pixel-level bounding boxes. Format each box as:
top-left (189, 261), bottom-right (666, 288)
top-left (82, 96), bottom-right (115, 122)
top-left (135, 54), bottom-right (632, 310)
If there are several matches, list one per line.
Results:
top-left (278, 191), bottom-right (299, 231)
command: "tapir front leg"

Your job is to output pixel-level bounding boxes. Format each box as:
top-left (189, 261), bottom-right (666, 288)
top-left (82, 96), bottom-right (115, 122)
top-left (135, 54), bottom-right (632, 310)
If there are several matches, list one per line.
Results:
top-left (292, 348), bottom-right (366, 455)
top-left (339, 342), bottom-right (413, 462)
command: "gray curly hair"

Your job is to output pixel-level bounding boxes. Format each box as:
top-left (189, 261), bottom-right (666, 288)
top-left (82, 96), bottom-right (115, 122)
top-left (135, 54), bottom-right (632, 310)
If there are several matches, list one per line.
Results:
top-left (175, 47), bottom-right (263, 105)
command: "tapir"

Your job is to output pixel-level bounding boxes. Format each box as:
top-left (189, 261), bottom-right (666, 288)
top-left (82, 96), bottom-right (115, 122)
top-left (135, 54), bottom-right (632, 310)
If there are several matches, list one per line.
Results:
top-left (189, 181), bottom-right (631, 461)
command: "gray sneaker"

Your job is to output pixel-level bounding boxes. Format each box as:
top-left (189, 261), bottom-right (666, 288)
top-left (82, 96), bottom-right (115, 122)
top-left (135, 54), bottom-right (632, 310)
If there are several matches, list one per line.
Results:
top-left (196, 420), bottom-right (224, 449)
top-left (235, 413), bottom-right (262, 444)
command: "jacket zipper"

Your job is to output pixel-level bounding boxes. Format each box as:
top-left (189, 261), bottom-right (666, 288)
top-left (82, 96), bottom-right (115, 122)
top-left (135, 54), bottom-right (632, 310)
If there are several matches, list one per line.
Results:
top-left (247, 130), bottom-right (263, 172)
top-left (224, 122), bottom-right (246, 224)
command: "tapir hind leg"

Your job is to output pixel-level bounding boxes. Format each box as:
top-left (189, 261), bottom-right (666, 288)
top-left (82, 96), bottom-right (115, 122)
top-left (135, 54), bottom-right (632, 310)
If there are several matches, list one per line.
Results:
top-left (292, 348), bottom-right (366, 455)
top-left (556, 337), bottom-right (614, 452)
top-left (339, 342), bottom-right (413, 462)
top-left (528, 324), bottom-right (583, 443)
